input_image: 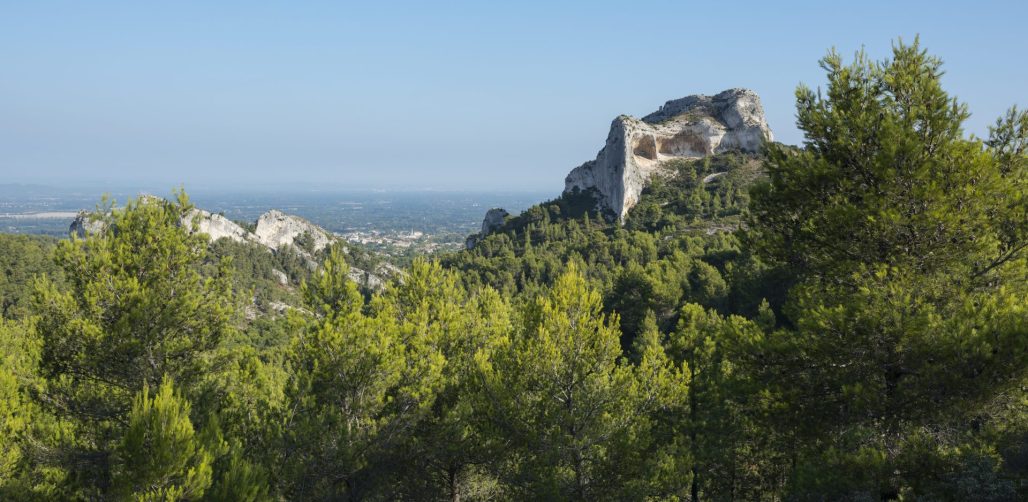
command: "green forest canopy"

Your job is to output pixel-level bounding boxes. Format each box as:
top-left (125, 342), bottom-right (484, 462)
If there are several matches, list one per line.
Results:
top-left (0, 40), bottom-right (1026, 501)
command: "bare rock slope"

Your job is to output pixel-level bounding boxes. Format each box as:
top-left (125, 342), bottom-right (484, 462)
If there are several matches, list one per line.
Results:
top-left (254, 209), bottom-right (334, 253)
top-left (188, 208), bottom-right (257, 244)
top-left (70, 203), bottom-right (391, 290)
top-left (564, 88), bottom-right (773, 222)
top-left (73, 204), bottom-right (332, 254)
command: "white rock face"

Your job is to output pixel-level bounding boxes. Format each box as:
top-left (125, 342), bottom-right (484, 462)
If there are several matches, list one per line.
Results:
top-left (72, 202), bottom-right (255, 245)
top-left (465, 208), bottom-right (511, 249)
top-left (481, 208), bottom-right (510, 234)
top-left (253, 210), bottom-right (333, 252)
top-left (67, 202), bottom-right (397, 292)
top-left (348, 267), bottom-right (384, 291)
top-left (271, 269), bottom-right (289, 286)
top-left (187, 208), bottom-right (333, 255)
top-left (185, 208), bottom-right (254, 244)
top-left (564, 88), bottom-right (773, 222)
top-left (70, 211), bottom-right (105, 238)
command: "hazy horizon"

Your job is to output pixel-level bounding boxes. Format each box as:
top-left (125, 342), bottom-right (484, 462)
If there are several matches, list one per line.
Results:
top-left (0, 180), bottom-right (556, 195)
top-left (3, 1), bottom-right (1025, 191)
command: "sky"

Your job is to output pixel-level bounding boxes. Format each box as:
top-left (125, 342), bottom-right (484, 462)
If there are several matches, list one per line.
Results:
top-left (1, 0), bottom-right (1025, 192)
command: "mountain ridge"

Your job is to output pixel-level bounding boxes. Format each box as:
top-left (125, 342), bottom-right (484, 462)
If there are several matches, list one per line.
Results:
top-left (465, 89), bottom-right (773, 247)
top-left (70, 200), bottom-right (394, 290)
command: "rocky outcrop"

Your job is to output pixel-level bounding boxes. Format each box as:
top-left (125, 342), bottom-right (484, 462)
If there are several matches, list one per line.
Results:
top-left (254, 210), bottom-right (334, 253)
top-left (70, 203), bottom-right (334, 256)
top-left (271, 269), bottom-right (290, 286)
top-left (68, 202), bottom-right (393, 291)
top-left (72, 203), bottom-right (255, 245)
top-left (465, 208), bottom-right (510, 249)
top-left (185, 208), bottom-right (255, 244)
top-left (70, 211), bottom-right (105, 238)
top-left (348, 263), bottom-right (395, 291)
top-left (481, 208), bottom-right (509, 234)
top-left (564, 88), bottom-right (773, 222)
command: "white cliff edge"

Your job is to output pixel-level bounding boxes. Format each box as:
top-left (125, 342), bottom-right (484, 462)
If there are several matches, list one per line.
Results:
top-left (564, 88), bottom-right (773, 222)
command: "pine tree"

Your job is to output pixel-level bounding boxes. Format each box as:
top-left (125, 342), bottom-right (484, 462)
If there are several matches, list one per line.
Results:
top-left (379, 261), bottom-right (512, 501)
top-left (112, 378), bottom-right (213, 501)
top-left (749, 39), bottom-right (1023, 288)
top-left (301, 246), bottom-right (363, 319)
top-left (282, 253), bottom-right (444, 499)
top-left (478, 264), bottom-right (682, 499)
top-left (30, 192), bottom-right (237, 492)
top-left (746, 39), bottom-right (1028, 497)
top-left (0, 319), bottom-right (35, 496)
top-left (205, 445), bottom-right (271, 502)
top-left (665, 304), bottom-right (779, 500)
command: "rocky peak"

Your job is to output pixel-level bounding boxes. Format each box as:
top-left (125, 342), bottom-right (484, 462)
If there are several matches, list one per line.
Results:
top-left (68, 201), bottom-right (394, 291)
top-left (564, 88), bottom-right (773, 222)
top-left (465, 208), bottom-right (511, 250)
top-left (253, 210), bottom-right (333, 253)
top-left (481, 208), bottom-right (510, 234)
top-left (69, 202), bottom-right (335, 256)
top-left (641, 88), bottom-right (769, 130)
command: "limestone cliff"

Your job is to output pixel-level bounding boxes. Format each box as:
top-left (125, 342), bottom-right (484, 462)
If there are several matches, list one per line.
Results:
top-left (253, 209), bottom-right (334, 253)
top-left (186, 208), bottom-right (256, 244)
top-left (564, 88), bottom-right (773, 222)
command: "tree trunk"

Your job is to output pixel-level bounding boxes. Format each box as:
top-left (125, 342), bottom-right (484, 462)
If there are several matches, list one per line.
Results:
top-left (449, 466), bottom-right (461, 502)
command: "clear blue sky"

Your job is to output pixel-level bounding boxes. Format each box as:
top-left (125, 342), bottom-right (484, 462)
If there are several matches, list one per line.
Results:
top-left (2, 1), bottom-right (1025, 191)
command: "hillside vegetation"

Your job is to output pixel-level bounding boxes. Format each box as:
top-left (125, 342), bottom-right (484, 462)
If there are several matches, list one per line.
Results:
top-left (0, 40), bottom-right (1026, 501)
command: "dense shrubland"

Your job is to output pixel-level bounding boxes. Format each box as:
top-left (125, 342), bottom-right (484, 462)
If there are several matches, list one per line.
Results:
top-left (0, 40), bottom-right (1026, 501)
